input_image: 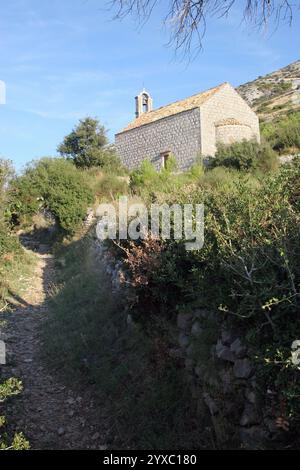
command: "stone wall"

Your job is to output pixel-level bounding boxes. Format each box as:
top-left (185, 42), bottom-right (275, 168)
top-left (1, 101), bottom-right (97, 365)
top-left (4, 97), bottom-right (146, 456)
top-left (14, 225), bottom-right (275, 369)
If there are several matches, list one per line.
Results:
top-left (95, 239), bottom-right (281, 449)
top-left (115, 108), bottom-right (201, 171)
top-left (176, 308), bottom-right (284, 449)
top-left (216, 123), bottom-right (254, 146)
top-left (200, 83), bottom-right (260, 156)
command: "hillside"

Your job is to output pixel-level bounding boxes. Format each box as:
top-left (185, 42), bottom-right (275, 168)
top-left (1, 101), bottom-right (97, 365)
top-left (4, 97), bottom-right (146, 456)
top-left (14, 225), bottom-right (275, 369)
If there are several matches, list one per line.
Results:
top-left (238, 59), bottom-right (300, 121)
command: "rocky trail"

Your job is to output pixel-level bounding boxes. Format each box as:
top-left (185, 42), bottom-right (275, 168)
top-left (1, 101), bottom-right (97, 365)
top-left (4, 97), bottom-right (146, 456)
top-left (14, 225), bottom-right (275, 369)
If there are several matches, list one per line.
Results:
top-left (2, 245), bottom-right (109, 450)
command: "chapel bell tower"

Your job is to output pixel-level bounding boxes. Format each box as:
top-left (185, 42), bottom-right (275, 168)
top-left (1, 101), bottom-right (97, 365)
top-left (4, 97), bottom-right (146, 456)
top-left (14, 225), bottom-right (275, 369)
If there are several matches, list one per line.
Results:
top-left (135, 89), bottom-right (153, 118)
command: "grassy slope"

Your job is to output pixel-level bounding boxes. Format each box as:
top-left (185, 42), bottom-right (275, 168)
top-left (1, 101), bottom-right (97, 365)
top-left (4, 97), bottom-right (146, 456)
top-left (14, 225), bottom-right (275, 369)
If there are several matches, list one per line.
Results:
top-left (0, 238), bottom-right (36, 312)
top-left (0, 232), bottom-right (36, 450)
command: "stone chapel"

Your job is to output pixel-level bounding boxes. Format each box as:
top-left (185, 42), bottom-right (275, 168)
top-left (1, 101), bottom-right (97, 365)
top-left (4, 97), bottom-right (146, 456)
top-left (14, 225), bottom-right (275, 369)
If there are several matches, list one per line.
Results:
top-left (115, 83), bottom-right (260, 170)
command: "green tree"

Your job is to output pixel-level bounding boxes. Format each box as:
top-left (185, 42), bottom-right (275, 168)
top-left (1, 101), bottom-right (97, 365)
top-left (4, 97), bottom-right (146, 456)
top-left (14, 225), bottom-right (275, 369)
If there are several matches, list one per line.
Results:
top-left (0, 159), bottom-right (17, 255)
top-left (11, 158), bottom-right (94, 235)
top-left (0, 159), bottom-right (14, 215)
top-left (58, 117), bottom-right (109, 169)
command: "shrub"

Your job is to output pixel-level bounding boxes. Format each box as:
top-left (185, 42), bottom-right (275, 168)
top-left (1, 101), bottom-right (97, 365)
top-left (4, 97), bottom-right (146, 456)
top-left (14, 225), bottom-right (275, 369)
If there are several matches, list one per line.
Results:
top-left (97, 146), bottom-right (128, 176)
top-left (0, 158), bottom-right (21, 258)
top-left (0, 378), bottom-right (30, 450)
top-left (119, 158), bottom-right (300, 439)
top-left (130, 157), bottom-right (187, 202)
top-left (10, 158), bottom-right (94, 235)
top-left (0, 159), bottom-right (14, 223)
top-left (261, 111), bottom-right (300, 153)
top-left (211, 139), bottom-right (278, 172)
top-left (94, 174), bottom-right (129, 201)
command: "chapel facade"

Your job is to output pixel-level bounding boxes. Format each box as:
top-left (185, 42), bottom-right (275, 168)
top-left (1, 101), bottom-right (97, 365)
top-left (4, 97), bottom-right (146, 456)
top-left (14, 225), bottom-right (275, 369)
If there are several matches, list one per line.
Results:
top-left (115, 83), bottom-right (260, 171)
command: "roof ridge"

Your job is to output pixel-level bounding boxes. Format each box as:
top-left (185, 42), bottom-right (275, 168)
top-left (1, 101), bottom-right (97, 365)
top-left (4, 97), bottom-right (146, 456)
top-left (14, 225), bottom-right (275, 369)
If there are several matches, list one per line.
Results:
top-left (146, 82), bottom-right (228, 115)
top-left (118, 82), bottom-right (229, 134)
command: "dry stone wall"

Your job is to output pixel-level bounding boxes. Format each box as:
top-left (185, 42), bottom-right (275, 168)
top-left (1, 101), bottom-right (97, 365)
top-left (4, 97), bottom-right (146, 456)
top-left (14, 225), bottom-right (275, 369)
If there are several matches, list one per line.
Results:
top-left (176, 308), bottom-right (285, 449)
top-left (94, 239), bottom-right (283, 449)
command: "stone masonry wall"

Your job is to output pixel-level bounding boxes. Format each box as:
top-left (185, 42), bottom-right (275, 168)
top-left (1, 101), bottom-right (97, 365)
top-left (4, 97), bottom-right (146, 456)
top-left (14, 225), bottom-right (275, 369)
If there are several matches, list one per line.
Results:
top-left (200, 83), bottom-right (260, 156)
top-left (216, 124), bottom-right (254, 146)
top-left (176, 308), bottom-right (284, 449)
top-left (94, 238), bottom-right (284, 449)
top-left (115, 107), bottom-right (201, 171)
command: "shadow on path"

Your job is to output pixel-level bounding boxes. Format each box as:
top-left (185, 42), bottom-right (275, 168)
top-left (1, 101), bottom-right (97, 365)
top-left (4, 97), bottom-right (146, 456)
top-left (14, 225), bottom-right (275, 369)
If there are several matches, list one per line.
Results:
top-left (1, 243), bottom-right (109, 450)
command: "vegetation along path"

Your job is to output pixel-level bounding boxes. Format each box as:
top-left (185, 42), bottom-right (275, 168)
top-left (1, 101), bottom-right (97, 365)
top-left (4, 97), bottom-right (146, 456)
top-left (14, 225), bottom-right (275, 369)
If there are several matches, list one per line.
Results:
top-left (3, 244), bottom-right (108, 450)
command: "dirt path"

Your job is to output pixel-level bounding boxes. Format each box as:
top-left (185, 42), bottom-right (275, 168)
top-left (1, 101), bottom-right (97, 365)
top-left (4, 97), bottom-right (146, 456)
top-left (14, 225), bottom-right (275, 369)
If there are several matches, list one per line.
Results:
top-left (3, 249), bottom-right (109, 450)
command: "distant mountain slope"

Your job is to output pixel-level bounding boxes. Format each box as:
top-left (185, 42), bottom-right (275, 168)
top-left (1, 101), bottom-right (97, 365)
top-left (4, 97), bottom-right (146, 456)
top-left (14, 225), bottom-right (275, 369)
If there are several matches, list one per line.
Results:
top-left (237, 60), bottom-right (300, 121)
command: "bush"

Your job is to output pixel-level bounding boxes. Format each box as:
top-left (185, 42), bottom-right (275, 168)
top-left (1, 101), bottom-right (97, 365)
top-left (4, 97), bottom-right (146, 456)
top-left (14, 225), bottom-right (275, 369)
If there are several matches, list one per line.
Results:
top-left (261, 111), bottom-right (300, 153)
top-left (119, 158), bottom-right (300, 440)
top-left (130, 156), bottom-right (190, 202)
top-left (0, 378), bottom-right (30, 450)
top-left (211, 139), bottom-right (278, 172)
top-left (98, 147), bottom-right (127, 175)
top-left (93, 174), bottom-right (129, 201)
top-left (10, 158), bottom-right (94, 235)
top-left (0, 158), bottom-right (22, 259)
top-left (0, 159), bottom-right (14, 223)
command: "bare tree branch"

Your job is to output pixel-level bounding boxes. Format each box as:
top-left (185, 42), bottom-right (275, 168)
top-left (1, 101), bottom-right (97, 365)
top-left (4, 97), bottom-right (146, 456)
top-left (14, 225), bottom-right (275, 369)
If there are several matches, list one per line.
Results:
top-left (109, 0), bottom-right (298, 57)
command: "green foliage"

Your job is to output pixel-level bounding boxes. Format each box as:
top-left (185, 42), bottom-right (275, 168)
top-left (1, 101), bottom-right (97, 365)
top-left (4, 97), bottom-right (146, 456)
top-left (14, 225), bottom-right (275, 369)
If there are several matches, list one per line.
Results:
top-left (211, 139), bottom-right (278, 172)
top-left (256, 79), bottom-right (292, 95)
top-left (0, 162), bottom-right (32, 450)
top-left (42, 234), bottom-right (203, 449)
top-left (58, 117), bottom-right (113, 169)
top-left (11, 158), bottom-right (94, 235)
top-left (0, 159), bottom-right (14, 215)
top-left (97, 146), bottom-right (127, 175)
top-left (198, 166), bottom-right (241, 190)
top-left (0, 159), bottom-right (14, 244)
top-left (130, 159), bottom-right (158, 190)
top-left (0, 378), bottom-right (30, 450)
top-left (130, 157), bottom-right (197, 202)
top-left (261, 111), bottom-right (300, 153)
top-left (187, 157), bottom-right (205, 179)
top-left (0, 159), bottom-right (29, 306)
top-left (0, 378), bottom-right (23, 401)
top-left (253, 80), bottom-right (293, 109)
top-left (93, 174), bottom-right (129, 201)
top-left (123, 158), bottom-right (300, 433)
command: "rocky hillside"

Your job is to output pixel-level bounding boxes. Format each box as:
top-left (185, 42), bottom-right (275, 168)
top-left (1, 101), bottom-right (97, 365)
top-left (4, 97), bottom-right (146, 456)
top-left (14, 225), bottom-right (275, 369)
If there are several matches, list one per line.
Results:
top-left (238, 60), bottom-right (300, 121)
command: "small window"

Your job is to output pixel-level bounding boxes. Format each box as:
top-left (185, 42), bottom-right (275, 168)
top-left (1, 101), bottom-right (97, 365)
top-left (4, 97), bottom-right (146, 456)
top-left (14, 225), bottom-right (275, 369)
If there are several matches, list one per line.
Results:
top-left (161, 151), bottom-right (171, 169)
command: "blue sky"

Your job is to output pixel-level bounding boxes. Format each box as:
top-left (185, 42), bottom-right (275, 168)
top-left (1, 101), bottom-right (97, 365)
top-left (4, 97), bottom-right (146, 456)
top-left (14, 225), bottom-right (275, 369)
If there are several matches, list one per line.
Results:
top-left (0, 0), bottom-right (299, 171)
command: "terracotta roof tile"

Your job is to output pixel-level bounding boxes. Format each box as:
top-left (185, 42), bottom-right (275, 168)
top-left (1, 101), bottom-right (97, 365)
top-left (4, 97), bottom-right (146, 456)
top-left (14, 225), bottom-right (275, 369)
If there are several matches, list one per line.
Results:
top-left (118, 82), bottom-right (228, 133)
